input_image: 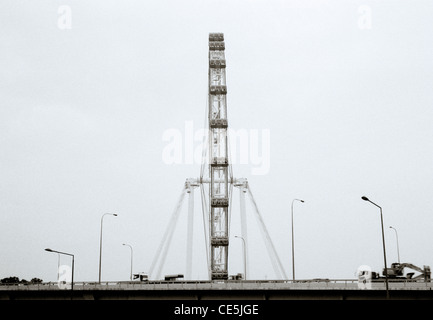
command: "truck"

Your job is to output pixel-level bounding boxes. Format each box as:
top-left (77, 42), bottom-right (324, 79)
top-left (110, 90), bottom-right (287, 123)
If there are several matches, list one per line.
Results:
top-left (358, 262), bottom-right (431, 282)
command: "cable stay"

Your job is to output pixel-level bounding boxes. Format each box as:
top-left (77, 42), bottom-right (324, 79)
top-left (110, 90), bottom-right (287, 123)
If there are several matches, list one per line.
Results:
top-left (149, 186), bottom-right (187, 279)
top-left (227, 181), bottom-right (234, 239)
top-left (247, 184), bottom-right (288, 280)
top-left (226, 128), bottom-right (234, 183)
top-left (200, 90), bottom-right (209, 181)
top-left (199, 88), bottom-right (211, 278)
top-left (200, 183), bottom-right (210, 276)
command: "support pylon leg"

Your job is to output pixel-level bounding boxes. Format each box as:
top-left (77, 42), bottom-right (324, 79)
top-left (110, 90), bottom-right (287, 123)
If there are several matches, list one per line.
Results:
top-left (186, 187), bottom-right (194, 280)
top-left (239, 184), bottom-right (249, 280)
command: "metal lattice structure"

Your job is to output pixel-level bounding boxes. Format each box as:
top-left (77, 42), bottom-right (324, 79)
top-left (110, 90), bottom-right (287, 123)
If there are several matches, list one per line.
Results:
top-left (208, 33), bottom-right (229, 280)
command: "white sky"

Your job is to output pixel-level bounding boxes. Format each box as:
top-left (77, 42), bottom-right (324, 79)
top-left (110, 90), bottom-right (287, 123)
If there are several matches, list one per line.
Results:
top-left (1, 0), bottom-right (433, 282)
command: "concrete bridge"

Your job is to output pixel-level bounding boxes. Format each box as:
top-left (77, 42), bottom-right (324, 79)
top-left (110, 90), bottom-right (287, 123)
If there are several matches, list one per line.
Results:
top-left (1, 279), bottom-right (432, 300)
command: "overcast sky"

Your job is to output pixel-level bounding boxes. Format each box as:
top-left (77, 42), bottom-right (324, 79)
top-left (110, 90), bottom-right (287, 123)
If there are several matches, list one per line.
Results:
top-left (1, 0), bottom-right (433, 283)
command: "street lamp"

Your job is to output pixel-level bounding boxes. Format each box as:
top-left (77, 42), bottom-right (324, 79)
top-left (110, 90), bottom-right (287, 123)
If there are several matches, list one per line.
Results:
top-left (389, 226), bottom-right (401, 264)
top-left (361, 196), bottom-right (389, 299)
top-left (235, 236), bottom-right (247, 280)
top-left (122, 243), bottom-right (133, 281)
top-left (291, 198), bottom-right (304, 281)
top-left (45, 248), bottom-right (74, 298)
top-left (99, 213), bottom-right (118, 283)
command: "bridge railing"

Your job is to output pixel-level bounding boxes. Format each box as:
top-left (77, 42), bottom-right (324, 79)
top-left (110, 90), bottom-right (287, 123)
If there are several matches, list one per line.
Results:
top-left (0, 278), bottom-right (431, 291)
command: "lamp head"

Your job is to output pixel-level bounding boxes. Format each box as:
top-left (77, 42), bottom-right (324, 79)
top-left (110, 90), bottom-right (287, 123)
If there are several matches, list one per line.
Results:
top-left (45, 248), bottom-right (53, 252)
top-left (361, 196), bottom-right (369, 201)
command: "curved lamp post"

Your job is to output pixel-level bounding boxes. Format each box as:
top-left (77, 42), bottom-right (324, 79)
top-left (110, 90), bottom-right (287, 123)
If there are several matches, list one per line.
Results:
top-left (361, 196), bottom-right (389, 299)
top-left (99, 213), bottom-right (118, 283)
top-left (235, 235), bottom-right (247, 280)
top-left (45, 248), bottom-right (74, 298)
top-left (122, 243), bottom-right (133, 281)
top-left (291, 198), bottom-right (304, 281)
top-left (389, 226), bottom-right (401, 264)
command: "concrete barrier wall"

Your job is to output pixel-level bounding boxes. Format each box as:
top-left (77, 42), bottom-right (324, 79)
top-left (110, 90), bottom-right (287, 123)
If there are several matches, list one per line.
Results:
top-left (1, 279), bottom-right (431, 293)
